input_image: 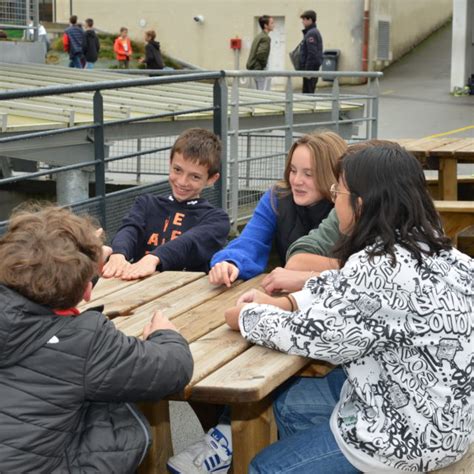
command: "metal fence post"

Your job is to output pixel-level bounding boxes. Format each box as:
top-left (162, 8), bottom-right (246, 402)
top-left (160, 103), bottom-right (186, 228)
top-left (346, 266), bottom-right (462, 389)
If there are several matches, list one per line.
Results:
top-left (368, 77), bottom-right (379, 139)
top-left (229, 77), bottom-right (240, 233)
top-left (331, 78), bottom-right (340, 134)
top-left (93, 91), bottom-right (106, 229)
top-left (213, 76), bottom-right (228, 211)
top-left (136, 138), bottom-right (142, 182)
top-left (245, 133), bottom-right (251, 188)
top-left (284, 77), bottom-right (294, 152)
top-left (33, 0), bottom-right (39, 41)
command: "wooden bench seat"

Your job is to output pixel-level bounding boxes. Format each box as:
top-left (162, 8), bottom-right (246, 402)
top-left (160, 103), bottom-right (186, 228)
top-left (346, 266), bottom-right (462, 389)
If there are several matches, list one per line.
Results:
top-left (434, 200), bottom-right (474, 248)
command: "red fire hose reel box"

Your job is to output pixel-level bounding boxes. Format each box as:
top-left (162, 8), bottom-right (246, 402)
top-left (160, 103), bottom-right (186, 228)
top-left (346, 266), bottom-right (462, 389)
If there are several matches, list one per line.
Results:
top-left (230, 37), bottom-right (242, 50)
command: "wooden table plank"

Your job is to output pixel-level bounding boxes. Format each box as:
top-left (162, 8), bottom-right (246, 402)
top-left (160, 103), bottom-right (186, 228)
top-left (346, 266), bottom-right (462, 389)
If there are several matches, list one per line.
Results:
top-left (454, 140), bottom-right (474, 160)
top-left (428, 138), bottom-right (474, 155)
top-left (79, 276), bottom-right (140, 307)
top-left (190, 344), bottom-right (309, 404)
top-left (115, 275), bottom-right (233, 336)
top-left (174, 275), bottom-right (266, 344)
top-left (177, 325), bottom-right (252, 399)
top-left (82, 271), bottom-right (203, 317)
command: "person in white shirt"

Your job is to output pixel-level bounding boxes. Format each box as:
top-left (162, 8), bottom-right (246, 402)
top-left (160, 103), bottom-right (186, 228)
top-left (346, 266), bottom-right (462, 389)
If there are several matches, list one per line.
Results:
top-left (226, 142), bottom-right (473, 473)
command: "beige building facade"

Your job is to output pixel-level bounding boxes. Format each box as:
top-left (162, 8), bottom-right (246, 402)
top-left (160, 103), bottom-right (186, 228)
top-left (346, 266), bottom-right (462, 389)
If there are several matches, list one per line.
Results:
top-left (55, 0), bottom-right (451, 76)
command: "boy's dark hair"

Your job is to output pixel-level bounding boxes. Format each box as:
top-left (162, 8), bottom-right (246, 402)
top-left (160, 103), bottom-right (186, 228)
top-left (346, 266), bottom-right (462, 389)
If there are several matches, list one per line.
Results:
top-left (0, 206), bottom-right (103, 309)
top-left (145, 29), bottom-right (156, 41)
top-left (120, 26), bottom-right (128, 33)
top-left (85, 18), bottom-right (94, 28)
top-left (332, 142), bottom-right (452, 267)
top-left (170, 128), bottom-right (221, 177)
top-left (70, 15), bottom-right (78, 25)
top-left (300, 10), bottom-right (317, 23)
top-left (258, 15), bottom-right (271, 30)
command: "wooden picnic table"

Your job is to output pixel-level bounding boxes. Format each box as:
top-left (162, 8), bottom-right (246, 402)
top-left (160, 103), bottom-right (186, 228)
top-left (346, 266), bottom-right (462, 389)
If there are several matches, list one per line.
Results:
top-left (392, 137), bottom-right (474, 200)
top-left (80, 272), bottom-right (316, 474)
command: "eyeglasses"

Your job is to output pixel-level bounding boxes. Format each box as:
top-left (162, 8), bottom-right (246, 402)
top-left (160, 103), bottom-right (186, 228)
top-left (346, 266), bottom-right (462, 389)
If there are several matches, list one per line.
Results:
top-left (330, 183), bottom-right (351, 202)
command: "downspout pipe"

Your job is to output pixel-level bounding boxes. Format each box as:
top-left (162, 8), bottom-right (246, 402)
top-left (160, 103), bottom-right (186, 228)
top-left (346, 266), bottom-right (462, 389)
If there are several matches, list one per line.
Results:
top-left (362, 0), bottom-right (370, 73)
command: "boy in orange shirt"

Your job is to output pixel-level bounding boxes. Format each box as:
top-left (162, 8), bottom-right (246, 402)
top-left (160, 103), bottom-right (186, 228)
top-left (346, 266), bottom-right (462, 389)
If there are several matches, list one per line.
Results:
top-left (114, 26), bottom-right (132, 68)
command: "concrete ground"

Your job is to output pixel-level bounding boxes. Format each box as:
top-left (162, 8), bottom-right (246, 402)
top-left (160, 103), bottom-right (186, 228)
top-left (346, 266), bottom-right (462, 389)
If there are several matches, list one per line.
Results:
top-left (169, 20), bottom-right (474, 456)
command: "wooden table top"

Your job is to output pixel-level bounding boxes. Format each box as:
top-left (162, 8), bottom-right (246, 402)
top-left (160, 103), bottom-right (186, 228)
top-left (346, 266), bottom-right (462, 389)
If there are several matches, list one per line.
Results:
top-left (84, 272), bottom-right (309, 404)
top-left (392, 137), bottom-right (474, 161)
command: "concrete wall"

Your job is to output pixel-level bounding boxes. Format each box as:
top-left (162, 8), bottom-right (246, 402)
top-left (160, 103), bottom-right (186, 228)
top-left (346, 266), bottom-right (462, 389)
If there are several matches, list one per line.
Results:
top-left (54, 0), bottom-right (451, 74)
top-left (0, 41), bottom-right (46, 64)
top-left (370, 0), bottom-right (452, 69)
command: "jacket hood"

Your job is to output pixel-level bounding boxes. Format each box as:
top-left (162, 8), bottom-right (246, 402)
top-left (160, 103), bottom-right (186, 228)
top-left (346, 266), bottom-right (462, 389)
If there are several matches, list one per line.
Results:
top-left (0, 285), bottom-right (69, 368)
top-left (149, 40), bottom-right (161, 50)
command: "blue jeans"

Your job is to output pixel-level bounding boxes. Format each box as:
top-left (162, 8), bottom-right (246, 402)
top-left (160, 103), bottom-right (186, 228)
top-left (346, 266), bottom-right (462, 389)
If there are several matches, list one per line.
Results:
top-left (85, 62), bottom-right (95, 69)
top-left (69, 55), bottom-right (83, 68)
top-left (249, 369), bottom-right (360, 474)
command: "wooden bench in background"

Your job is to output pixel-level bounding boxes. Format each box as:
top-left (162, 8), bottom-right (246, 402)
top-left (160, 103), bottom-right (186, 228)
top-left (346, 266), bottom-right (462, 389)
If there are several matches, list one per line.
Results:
top-left (434, 200), bottom-right (474, 251)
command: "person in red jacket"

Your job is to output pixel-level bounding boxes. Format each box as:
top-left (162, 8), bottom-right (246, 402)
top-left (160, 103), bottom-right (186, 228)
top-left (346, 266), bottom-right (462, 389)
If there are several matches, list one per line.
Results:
top-left (114, 26), bottom-right (132, 68)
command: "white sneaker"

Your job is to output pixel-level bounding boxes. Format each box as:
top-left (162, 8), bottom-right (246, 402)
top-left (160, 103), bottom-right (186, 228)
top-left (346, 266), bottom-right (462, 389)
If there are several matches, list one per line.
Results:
top-left (167, 427), bottom-right (232, 474)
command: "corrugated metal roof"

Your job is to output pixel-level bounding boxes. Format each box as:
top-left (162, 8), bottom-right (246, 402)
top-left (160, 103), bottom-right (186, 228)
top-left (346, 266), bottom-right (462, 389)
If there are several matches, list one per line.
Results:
top-left (0, 63), bottom-right (361, 132)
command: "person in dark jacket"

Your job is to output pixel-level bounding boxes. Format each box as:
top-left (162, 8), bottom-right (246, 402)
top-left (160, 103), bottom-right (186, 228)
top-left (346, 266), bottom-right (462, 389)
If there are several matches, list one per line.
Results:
top-left (83, 18), bottom-right (100, 69)
top-left (102, 128), bottom-right (230, 280)
top-left (299, 9), bottom-right (323, 94)
top-left (63, 15), bottom-right (85, 68)
top-left (0, 206), bottom-right (193, 473)
top-left (140, 29), bottom-right (164, 69)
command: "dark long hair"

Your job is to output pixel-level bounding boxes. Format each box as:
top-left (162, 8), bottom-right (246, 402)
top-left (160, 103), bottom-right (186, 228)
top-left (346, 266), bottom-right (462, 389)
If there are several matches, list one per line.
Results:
top-left (332, 143), bottom-right (452, 266)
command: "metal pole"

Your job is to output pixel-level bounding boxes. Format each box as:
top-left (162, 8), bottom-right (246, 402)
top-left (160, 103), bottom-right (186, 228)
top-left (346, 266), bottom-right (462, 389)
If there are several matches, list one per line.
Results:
top-left (245, 134), bottom-right (251, 188)
top-left (284, 77), bottom-right (294, 152)
top-left (33, 0), bottom-right (39, 41)
top-left (331, 78), bottom-right (340, 134)
top-left (229, 77), bottom-right (240, 232)
top-left (93, 91), bottom-right (106, 229)
top-left (369, 77), bottom-right (379, 139)
top-left (213, 76), bottom-right (228, 211)
top-left (136, 138), bottom-right (142, 182)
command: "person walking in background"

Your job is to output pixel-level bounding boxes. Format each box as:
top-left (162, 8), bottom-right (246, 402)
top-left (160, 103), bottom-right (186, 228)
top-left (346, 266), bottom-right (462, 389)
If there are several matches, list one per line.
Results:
top-left (114, 27), bottom-right (132, 68)
top-left (140, 30), bottom-right (164, 69)
top-left (246, 15), bottom-right (274, 90)
top-left (63, 15), bottom-right (85, 68)
top-left (83, 18), bottom-right (100, 69)
top-left (299, 10), bottom-right (323, 93)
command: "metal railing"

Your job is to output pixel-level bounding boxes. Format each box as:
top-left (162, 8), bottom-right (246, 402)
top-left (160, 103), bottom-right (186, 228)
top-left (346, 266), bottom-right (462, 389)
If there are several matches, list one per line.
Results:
top-left (0, 69), bottom-right (382, 236)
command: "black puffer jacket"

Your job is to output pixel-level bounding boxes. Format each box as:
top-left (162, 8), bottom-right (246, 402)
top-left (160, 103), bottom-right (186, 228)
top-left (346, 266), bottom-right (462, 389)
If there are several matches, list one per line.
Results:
top-left (0, 284), bottom-right (193, 473)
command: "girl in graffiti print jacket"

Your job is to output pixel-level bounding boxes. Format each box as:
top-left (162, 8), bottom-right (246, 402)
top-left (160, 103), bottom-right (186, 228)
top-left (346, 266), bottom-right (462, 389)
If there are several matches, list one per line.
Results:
top-left (226, 143), bottom-right (473, 473)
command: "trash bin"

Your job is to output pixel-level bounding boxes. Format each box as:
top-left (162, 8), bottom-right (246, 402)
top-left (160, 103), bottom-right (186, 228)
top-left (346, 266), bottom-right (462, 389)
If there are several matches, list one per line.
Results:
top-left (321, 49), bottom-right (340, 82)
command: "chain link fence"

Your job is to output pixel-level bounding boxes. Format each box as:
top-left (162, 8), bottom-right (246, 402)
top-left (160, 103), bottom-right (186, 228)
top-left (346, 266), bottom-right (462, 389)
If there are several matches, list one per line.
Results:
top-left (0, 0), bottom-right (38, 31)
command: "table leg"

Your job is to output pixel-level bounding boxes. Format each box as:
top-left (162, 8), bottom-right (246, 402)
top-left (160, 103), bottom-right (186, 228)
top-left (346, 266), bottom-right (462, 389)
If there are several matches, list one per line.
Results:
top-left (439, 158), bottom-right (457, 200)
top-left (230, 396), bottom-right (277, 474)
top-left (138, 400), bottom-right (173, 474)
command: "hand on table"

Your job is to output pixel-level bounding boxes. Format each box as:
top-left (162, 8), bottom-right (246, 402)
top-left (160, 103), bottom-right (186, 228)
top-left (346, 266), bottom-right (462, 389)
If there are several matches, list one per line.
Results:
top-left (226, 289), bottom-right (279, 331)
top-left (143, 310), bottom-right (177, 339)
top-left (261, 267), bottom-right (318, 294)
top-left (121, 254), bottom-right (160, 280)
top-left (102, 253), bottom-right (131, 278)
top-left (209, 261), bottom-right (239, 287)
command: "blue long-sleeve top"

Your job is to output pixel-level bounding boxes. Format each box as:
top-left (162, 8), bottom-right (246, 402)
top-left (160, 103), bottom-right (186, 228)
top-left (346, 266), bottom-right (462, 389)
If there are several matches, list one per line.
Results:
top-left (211, 189), bottom-right (334, 280)
top-left (211, 190), bottom-right (277, 280)
top-left (112, 194), bottom-right (230, 273)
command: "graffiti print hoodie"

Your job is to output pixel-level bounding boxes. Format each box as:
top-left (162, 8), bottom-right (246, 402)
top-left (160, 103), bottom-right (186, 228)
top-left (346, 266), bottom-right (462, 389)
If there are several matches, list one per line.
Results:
top-left (239, 244), bottom-right (473, 472)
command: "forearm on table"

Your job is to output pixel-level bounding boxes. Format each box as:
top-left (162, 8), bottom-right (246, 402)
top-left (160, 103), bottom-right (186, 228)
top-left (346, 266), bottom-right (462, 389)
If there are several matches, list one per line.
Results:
top-left (285, 253), bottom-right (339, 272)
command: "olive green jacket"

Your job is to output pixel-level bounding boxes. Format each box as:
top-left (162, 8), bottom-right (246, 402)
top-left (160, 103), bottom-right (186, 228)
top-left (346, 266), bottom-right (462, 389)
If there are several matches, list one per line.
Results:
top-left (246, 31), bottom-right (271, 70)
top-left (286, 208), bottom-right (340, 260)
